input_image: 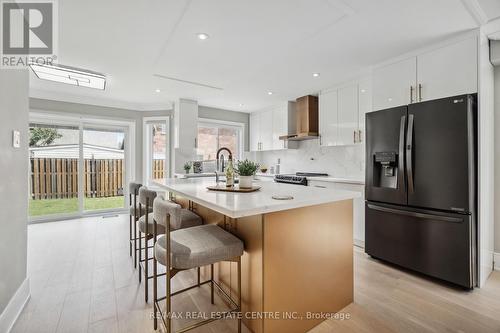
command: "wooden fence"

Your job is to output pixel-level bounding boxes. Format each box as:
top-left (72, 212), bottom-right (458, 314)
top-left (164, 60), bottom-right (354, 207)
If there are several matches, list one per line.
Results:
top-left (30, 158), bottom-right (166, 200)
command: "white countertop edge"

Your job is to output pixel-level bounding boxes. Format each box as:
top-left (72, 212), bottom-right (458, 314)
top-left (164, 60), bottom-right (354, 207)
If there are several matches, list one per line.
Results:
top-left (152, 179), bottom-right (360, 219)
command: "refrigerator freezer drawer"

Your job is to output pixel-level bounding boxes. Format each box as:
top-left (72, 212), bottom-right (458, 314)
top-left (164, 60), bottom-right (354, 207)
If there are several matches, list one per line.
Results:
top-left (365, 202), bottom-right (475, 288)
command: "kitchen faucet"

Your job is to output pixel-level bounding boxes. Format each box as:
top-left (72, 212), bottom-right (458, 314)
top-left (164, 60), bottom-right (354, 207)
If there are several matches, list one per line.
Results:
top-left (215, 147), bottom-right (233, 184)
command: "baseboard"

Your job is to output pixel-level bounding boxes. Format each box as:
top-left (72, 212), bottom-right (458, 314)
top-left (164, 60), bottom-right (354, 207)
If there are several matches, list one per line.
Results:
top-left (354, 239), bottom-right (365, 248)
top-left (0, 278), bottom-right (30, 333)
top-left (495, 252), bottom-right (500, 271)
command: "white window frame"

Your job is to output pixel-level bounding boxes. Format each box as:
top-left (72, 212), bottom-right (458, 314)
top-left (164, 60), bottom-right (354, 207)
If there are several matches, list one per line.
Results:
top-left (197, 118), bottom-right (244, 160)
top-left (28, 110), bottom-right (135, 223)
top-left (143, 116), bottom-right (170, 187)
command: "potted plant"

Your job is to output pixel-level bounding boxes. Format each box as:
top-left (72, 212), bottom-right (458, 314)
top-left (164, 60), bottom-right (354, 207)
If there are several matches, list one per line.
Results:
top-left (183, 161), bottom-right (192, 174)
top-left (235, 159), bottom-right (259, 188)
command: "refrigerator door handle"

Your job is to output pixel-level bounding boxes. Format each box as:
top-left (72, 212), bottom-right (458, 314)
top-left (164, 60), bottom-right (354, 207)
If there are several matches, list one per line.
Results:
top-left (367, 203), bottom-right (463, 223)
top-left (406, 114), bottom-right (414, 193)
top-left (398, 115), bottom-right (406, 189)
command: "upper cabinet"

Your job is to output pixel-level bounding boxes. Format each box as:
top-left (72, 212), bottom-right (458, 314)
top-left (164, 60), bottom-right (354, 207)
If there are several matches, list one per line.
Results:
top-left (417, 37), bottom-right (477, 102)
top-left (337, 84), bottom-right (359, 146)
top-left (249, 102), bottom-right (297, 152)
top-left (319, 89), bottom-right (338, 146)
top-left (249, 112), bottom-right (261, 152)
top-left (372, 57), bottom-right (417, 111)
top-left (373, 36), bottom-right (477, 111)
top-left (319, 77), bottom-right (370, 147)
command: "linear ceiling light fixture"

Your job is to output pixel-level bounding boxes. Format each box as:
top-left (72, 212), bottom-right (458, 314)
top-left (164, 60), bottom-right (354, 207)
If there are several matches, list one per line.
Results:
top-left (29, 62), bottom-right (106, 90)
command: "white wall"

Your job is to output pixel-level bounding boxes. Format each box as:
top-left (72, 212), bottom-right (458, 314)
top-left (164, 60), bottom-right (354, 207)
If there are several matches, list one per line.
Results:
top-left (0, 70), bottom-right (29, 314)
top-left (494, 67), bottom-right (500, 253)
top-left (254, 140), bottom-right (364, 179)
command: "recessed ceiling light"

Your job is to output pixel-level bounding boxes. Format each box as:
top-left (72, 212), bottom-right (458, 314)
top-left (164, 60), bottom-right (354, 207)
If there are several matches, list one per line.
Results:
top-left (312, 73), bottom-right (320, 77)
top-left (267, 91), bottom-right (273, 95)
top-left (29, 62), bottom-right (106, 90)
top-left (361, 89), bottom-right (366, 93)
top-left (388, 98), bottom-right (393, 102)
top-left (239, 103), bottom-right (244, 107)
top-left (155, 88), bottom-right (161, 93)
top-left (197, 33), bottom-right (209, 40)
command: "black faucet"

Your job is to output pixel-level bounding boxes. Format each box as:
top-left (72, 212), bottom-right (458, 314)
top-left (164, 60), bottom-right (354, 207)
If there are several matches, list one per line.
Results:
top-left (216, 147), bottom-right (233, 172)
top-left (215, 147), bottom-right (233, 184)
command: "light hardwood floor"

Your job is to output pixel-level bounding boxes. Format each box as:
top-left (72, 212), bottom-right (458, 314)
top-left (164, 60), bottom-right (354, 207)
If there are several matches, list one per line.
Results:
top-left (11, 214), bottom-right (500, 333)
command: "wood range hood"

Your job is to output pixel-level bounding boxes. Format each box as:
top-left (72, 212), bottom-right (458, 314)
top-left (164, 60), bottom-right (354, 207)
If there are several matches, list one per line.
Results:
top-left (279, 95), bottom-right (319, 141)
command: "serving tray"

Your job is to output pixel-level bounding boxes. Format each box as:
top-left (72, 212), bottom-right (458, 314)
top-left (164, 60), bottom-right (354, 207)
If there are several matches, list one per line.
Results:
top-left (206, 185), bottom-right (261, 193)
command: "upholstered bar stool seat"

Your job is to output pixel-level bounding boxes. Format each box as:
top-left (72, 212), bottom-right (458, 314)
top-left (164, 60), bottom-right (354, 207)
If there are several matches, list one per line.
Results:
top-left (155, 224), bottom-right (244, 269)
top-left (139, 207), bottom-right (202, 236)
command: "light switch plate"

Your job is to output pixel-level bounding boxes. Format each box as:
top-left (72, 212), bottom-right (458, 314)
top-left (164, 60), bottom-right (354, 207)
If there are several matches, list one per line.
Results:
top-left (13, 130), bottom-right (20, 148)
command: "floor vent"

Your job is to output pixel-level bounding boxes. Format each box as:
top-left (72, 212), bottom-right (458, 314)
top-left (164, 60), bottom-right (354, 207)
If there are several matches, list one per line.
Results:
top-left (102, 214), bottom-right (119, 219)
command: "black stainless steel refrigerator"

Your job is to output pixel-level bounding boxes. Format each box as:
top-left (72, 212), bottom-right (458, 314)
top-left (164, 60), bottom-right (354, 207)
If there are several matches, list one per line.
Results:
top-left (365, 94), bottom-right (477, 289)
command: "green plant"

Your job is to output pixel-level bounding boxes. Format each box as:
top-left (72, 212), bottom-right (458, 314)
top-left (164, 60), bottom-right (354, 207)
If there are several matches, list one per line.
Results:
top-left (183, 161), bottom-right (192, 172)
top-left (29, 127), bottom-right (62, 147)
top-left (235, 159), bottom-right (259, 176)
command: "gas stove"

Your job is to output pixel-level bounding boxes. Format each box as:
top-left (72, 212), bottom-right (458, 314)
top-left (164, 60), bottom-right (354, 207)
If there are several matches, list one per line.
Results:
top-left (274, 172), bottom-right (328, 186)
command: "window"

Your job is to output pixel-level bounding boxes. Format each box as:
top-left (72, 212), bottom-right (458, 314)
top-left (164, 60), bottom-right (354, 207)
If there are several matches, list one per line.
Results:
top-left (144, 118), bottom-right (169, 183)
top-left (197, 120), bottom-right (243, 160)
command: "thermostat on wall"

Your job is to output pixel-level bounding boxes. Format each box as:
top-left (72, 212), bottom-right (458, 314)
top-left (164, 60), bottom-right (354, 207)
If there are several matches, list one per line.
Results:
top-left (12, 130), bottom-right (20, 148)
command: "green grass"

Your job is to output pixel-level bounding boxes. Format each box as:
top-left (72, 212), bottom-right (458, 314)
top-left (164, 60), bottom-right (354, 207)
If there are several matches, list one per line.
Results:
top-left (29, 196), bottom-right (125, 217)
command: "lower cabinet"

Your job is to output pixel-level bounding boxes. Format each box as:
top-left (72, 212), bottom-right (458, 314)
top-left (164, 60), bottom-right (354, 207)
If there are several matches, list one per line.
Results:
top-left (308, 180), bottom-right (365, 246)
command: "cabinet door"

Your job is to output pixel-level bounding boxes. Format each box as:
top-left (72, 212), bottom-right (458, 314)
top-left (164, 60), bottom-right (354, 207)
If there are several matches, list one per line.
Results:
top-left (337, 84), bottom-right (359, 145)
top-left (272, 106), bottom-right (286, 150)
top-left (319, 90), bottom-right (338, 146)
top-left (357, 77), bottom-right (372, 144)
top-left (372, 57), bottom-right (417, 111)
top-left (417, 37), bottom-right (477, 102)
top-left (309, 181), bottom-right (365, 244)
top-left (260, 110), bottom-right (274, 151)
top-left (249, 112), bottom-right (260, 151)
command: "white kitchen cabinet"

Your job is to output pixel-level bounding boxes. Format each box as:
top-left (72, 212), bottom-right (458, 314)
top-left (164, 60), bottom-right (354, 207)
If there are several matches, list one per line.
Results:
top-left (358, 77), bottom-right (371, 143)
top-left (250, 112), bottom-right (260, 151)
top-left (250, 102), bottom-right (297, 152)
top-left (372, 57), bottom-right (417, 111)
top-left (260, 110), bottom-right (273, 151)
top-left (308, 180), bottom-right (365, 246)
top-left (272, 105), bottom-right (286, 150)
top-left (337, 84), bottom-right (359, 145)
top-left (417, 37), bottom-right (477, 102)
top-left (319, 89), bottom-right (338, 146)
top-left (372, 36), bottom-right (477, 111)
top-left (319, 78), bottom-right (370, 147)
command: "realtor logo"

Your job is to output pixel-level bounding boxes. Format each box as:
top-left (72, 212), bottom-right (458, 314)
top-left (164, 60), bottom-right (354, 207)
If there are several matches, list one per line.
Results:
top-left (1, 0), bottom-right (57, 67)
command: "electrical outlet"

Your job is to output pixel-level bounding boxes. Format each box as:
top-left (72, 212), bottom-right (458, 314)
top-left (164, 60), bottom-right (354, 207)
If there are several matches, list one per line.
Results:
top-left (12, 130), bottom-right (20, 148)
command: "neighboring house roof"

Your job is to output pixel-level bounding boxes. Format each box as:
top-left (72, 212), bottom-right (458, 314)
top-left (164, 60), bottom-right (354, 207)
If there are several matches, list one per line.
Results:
top-left (30, 144), bottom-right (124, 159)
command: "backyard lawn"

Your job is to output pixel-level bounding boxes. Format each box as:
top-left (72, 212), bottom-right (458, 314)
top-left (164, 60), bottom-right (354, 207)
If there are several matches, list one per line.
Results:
top-left (29, 196), bottom-right (125, 217)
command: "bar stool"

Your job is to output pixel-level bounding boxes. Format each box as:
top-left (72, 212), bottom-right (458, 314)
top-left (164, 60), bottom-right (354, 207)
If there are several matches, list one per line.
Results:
top-left (138, 195), bottom-right (203, 302)
top-left (152, 197), bottom-right (244, 333)
top-left (128, 182), bottom-right (143, 266)
top-left (136, 187), bottom-right (158, 283)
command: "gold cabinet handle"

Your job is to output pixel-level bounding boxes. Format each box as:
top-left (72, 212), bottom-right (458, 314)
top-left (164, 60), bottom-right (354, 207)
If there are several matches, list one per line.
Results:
top-left (418, 84), bottom-right (423, 102)
top-left (358, 130), bottom-right (362, 143)
top-left (353, 130), bottom-right (357, 143)
top-left (410, 85), bottom-right (414, 103)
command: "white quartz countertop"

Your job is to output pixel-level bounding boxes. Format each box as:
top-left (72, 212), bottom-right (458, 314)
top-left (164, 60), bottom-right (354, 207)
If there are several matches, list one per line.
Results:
top-left (152, 178), bottom-right (360, 218)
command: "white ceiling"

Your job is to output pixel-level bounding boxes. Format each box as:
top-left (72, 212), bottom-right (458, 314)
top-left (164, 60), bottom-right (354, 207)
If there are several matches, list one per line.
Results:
top-left (29, 0), bottom-right (495, 112)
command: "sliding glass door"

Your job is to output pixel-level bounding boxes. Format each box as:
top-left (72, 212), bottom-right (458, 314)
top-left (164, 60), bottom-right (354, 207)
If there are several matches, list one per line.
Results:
top-left (29, 117), bottom-right (131, 220)
top-left (83, 125), bottom-right (126, 212)
top-left (29, 123), bottom-right (80, 217)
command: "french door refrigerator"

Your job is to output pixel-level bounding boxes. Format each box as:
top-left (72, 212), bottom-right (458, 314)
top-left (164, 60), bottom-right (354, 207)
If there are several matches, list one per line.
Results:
top-left (365, 94), bottom-right (477, 288)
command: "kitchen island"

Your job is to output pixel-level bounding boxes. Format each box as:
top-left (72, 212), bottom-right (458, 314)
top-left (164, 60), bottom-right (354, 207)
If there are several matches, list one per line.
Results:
top-left (153, 177), bottom-right (359, 333)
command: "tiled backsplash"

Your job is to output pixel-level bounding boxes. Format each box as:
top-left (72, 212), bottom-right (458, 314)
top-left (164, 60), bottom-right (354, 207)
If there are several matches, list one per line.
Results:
top-left (249, 139), bottom-right (365, 179)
